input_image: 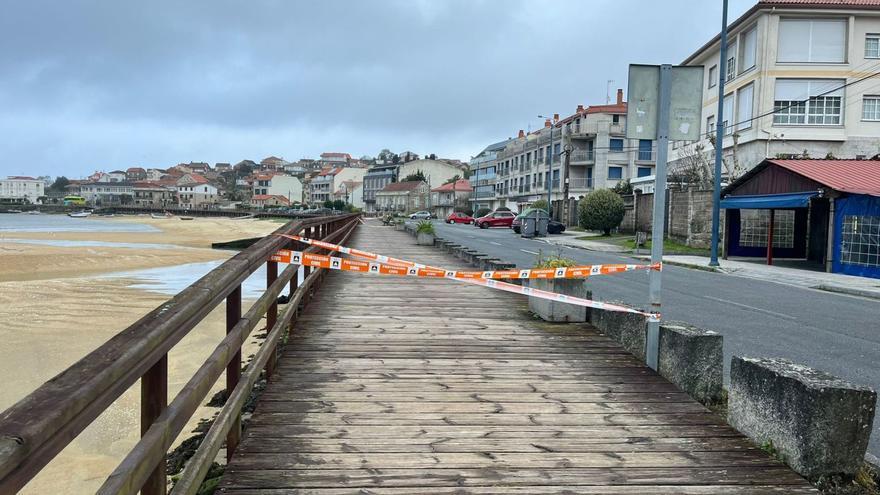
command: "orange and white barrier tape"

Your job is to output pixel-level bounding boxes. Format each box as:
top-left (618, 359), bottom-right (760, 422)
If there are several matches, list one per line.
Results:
top-left (275, 234), bottom-right (660, 321)
top-left (270, 248), bottom-right (657, 280)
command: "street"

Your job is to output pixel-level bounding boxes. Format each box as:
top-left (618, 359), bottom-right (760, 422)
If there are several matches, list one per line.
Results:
top-left (428, 220), bottom-right (880, 458)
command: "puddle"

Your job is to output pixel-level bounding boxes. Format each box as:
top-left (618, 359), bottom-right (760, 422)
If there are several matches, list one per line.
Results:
top-left (1, 238), bottom-right (186, 250)
top-left (0, 214), bottom-right (159, 233)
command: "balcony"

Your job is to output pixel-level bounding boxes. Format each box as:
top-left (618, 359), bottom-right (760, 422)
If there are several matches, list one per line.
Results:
top-left (568, 177), bottom-right (593, 190)
top-left (636, 149), bottom-right (656, 162)
top-left (570, 150), bottom-right (594, 163)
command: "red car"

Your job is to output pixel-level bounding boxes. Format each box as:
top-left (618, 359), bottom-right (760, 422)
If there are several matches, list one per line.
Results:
top-left (475, 210), bottom-right (517, 229)
top-left (446, 212), bottom-right (474, 224)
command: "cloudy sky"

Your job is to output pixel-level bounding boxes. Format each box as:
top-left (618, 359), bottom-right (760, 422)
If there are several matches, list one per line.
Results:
top-left (1, 0), bottom-right (755, 178)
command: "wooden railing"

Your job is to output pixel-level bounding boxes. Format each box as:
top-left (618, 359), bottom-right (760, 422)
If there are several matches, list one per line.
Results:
top-left (0, 213), bottom-right (360, 494)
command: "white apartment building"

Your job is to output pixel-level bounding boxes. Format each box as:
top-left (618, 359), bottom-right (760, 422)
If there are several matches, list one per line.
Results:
top-left (80, 182), bottom-right (134, 205)
top-left (176, 174), bottom-right (219, 209)
top-left (308, 167), bottom-right (366, 204)
top-left (0, 176), bottom-right (45, 203)
top-left (469, 140), bottom-right (509, 211)
top-left (491, 90), bottom-right (656, 211)
top-left (252, 173), bottom-right (303, 204)
top-left (671, 0), bottom-right (880, 175)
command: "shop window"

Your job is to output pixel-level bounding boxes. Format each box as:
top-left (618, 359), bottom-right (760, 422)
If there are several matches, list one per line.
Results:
top-left (739, 210), bottom-right (795, 248)
top-left (841, 215), bottom-right (880, 268)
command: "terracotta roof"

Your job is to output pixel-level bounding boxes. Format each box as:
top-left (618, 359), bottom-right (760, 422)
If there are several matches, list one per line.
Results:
top-left (767, 159), bottom-right (880, 196)
top-left (321, 152), bottom-right (351, 159)
top-left (5, 176), bottom-right (37, 180)
top-left (431, 179), bottom-right (472, 193)
top-left (379, 181), bottom-right (424, 192)
top-left (126, 167), bottom-right (146, 173)
top-left (187, 173), bottom-right (209, 184)
top-left (318, 167), bottom-right (342, 176)
top-left (252, 194), bottom-right (290, 202)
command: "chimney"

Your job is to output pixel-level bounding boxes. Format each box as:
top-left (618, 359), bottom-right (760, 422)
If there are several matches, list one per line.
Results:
top-left (553, 113), bottom-right (559, 123)
top-left (544, 118), bottom-right (551, 128)
top-left (518, 129), bottom-right (525, 138)
top-left (576, 104), bottom-right (584, 113)
top-left (617, 88), bottom-right (624, 105)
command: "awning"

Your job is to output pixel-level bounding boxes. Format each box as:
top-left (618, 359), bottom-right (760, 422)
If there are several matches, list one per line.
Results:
top-left (720, 191), bottom-right (818, 209)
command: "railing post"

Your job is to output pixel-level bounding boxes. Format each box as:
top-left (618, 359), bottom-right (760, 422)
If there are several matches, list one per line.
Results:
top-left (225, 285), bottom-right (242, 462)
top-left (266, 260), bottom-right (279, 379)
top-left (140, 354), bottom-right (167, 495)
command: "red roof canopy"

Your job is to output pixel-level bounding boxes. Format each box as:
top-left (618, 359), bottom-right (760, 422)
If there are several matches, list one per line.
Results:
top-left (767, 159), bottom-right (880, 196)
top-left (431, 179), bottom-right (472, 192)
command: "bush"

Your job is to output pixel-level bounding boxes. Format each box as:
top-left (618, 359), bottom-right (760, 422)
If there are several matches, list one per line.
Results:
top-left (530, 199), bottom-right (548, 211)
top-left (454, 206), bottom-right (474, 216)
top-left (578, 189), bottom-right (625, 235)
top-left (416, 220), bottom-right (435, 235)
top-left (534, 250), bottom-right (577, 269)
top-left (475, 208), bottom-right (491, 218)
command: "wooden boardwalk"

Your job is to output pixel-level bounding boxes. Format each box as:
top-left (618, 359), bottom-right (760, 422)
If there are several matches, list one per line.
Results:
top-left (220, 222), bottom-right (815, 493)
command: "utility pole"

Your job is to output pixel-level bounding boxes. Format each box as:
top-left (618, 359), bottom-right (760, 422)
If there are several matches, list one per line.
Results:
top-left (645, 64), bottom-right (673, 371)
top-left (709, 0), bottom-right (729, 266)
top-left (562, 139), bottom-right (572, 223)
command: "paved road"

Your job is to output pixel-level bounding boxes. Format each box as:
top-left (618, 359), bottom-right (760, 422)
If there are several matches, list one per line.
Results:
top-left (429, 220), bottom-right (880, 457)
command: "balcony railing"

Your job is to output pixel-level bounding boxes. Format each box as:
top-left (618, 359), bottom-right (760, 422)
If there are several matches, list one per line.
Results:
top-left (568, 177), bottom-right (593, 190)
top-left (570, 150), bottom-right (595, 163)
top-left (636, 149), bottom-right (656, 161)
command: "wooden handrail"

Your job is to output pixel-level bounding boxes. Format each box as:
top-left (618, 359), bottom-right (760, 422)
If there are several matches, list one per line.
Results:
top-left (0, 213), bottom-right (359, 494)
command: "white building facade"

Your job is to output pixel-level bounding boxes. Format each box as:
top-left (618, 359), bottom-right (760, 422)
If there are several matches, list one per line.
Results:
top-left (0, 176), bottom-right (45, 203)
top-left (252, 174), bottom-right (303, 204)
top-left (670, 1), bottom-right (880, 176)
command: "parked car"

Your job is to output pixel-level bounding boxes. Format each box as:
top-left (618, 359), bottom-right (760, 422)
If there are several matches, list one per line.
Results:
top-left (446, 212), bottom-right (474, 224)
top-left (511, 208), bottom-right (566, 234)
top-left (475, 210), bottom-right (517, 229)
top-left (409, 211), bottom-right (432, 220)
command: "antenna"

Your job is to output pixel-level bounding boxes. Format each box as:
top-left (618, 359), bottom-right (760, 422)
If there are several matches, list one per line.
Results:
top-left (606, 80), bottom-right (615, 104)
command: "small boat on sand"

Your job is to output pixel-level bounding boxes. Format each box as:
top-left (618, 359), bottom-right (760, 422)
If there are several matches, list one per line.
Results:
top-left (68, 211), bottom-right (92, 218)
top-left (151, 212), bottom-right (173, 219)
top-left (180, 216), bottom-right (195, 221)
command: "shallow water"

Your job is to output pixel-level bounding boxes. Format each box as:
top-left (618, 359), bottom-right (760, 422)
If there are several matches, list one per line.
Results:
top-left (100, 260), bottom-right (304, 298)
top-left (1, 238), bottom-right (186, 250)
top-left (0, 213), bottom-right (159, 233)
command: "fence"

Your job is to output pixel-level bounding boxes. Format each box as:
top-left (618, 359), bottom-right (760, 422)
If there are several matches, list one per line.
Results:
top-left (620, 188), bottom-right (719, 248)
top-left (0, 213), bottom-right (360, 495)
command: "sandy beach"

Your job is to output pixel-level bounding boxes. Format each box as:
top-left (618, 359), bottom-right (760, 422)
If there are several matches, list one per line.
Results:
top-left (0, 215), bottom-right (281, 493)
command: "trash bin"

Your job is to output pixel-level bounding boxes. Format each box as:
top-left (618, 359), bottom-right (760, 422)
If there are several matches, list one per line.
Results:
top-left (536, 211), bottom-right (549, 237)
top-left (521, 215), bottom-right (537, 238)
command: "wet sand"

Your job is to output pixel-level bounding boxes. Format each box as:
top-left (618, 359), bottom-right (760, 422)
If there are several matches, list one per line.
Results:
top-left (0, 216), bottom-right (280, 493)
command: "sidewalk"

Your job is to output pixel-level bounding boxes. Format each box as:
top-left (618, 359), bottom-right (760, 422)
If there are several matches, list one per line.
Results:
top-left (543, 231), bottom-right (629, 253)
top-left (637, 254), bottom-right (880, 301)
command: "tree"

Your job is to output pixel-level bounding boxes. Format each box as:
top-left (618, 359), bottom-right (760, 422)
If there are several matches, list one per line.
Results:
top-left (530, 199), bottom-right (548, 211)
top-left (670, 134), bottom-right (744, 189)
top-left (403, 170), bottom-right (426, 182)
top-left (323, 199), bottom-right (334, 209)
top-left (49, 176), bottom-right (70, 192)
top-left (612, 179), bottom-right (633, 195)
top-left (578, 189), bottom-right (625, 235)
top-left (377, 149), bottom-right (394, 161)
top-left (332, 199), bottom-right (346, 210)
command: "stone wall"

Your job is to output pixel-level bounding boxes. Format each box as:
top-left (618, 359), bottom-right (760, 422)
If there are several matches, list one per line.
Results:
top-left (619, 187), bottom-right (721, 248)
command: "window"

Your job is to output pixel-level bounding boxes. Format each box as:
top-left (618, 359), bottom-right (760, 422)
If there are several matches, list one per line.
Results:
top-left (609, 138), bottom-right (624, 152)
top-left (737, 83), bottom-right (754, 130)
top-left (740, 26), bottom-right (757, 72)
top-left (739, 210), bottom-right (795, 248)
top-left (778, 19), bottom-right (846, 63)
top-left (708, 65), bottom-right (717, 88)
top-left (773, 79), bottom-right (844, 125)
top-left (608, 166), bottom-right (623, 180)
top-left (612, 114), bottom-right (620, 124)
top-left (863, 96), bottom-right (880, 121)
top-left (726, 42), bottom-right (737, 81)
top-left (638, 139), bottom-right (653, 161)
top-left (867, 35), bottom-right (880, 58)
top-left (722, 94), bottom-right (734, 135)
top-left (637, 167), bottom-right (652, 178)
top-left (841, 215), bottom-right (880, 268)
top-left (707, 115), bottom-right (716, 134)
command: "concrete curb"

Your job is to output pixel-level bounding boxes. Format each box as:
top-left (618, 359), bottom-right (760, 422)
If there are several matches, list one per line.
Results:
top-left (812, 284), bottom-right (880, 301)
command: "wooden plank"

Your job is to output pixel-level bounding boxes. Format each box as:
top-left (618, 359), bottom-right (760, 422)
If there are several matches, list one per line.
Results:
top-left (220, 224), bottom-right (814, 492)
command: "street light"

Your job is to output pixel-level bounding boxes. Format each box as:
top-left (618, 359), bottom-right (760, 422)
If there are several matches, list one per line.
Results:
top-left (537, 115), bottom-right (554, 215)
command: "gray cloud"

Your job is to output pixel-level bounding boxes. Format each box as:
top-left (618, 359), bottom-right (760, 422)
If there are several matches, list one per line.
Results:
top-left (0, 0), bottom-right (755, 177)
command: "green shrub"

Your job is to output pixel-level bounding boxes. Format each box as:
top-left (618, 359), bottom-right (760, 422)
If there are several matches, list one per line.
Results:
top-left (475, 207), bottom-right (491, 218)
top-left (530, 199), bottom-right (548, 211)
top-left (454, 206), bottom-right (474, 216)
top-left (416, 220), bottom-right (435, 235)
top-left (534, 250), bottom-right (577, 269)
top-left (578, 189), bottom-right (625, 235)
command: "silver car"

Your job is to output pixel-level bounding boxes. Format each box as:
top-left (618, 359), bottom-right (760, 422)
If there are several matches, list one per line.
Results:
top-left (409, 211), bottom-right (432, 220)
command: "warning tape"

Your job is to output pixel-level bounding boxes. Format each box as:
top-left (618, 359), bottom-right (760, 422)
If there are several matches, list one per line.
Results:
top-left (275, 233), bottom-right (659, 321)
top-left (270, 248), bottom-right (657, 280)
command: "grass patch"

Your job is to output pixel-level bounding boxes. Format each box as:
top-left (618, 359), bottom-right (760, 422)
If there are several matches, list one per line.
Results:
top-left (620, 238), bottom-right (710, 256)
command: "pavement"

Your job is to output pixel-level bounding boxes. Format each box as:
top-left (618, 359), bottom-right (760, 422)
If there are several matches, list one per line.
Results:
top-left (424, 219), bottom-right (880, 459)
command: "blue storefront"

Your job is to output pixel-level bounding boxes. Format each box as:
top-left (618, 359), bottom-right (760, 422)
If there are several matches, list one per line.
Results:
top-left (720, 159), bottom-right (880, 279)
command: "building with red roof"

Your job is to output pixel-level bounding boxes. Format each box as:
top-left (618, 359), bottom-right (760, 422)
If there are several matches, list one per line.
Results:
top-left (375, 180), bottom-right (429, 213)
top-left (430, 179), bottom-right (473, 217)
top-left (1, 176), bottom-right (45, 203)
top-left (721, 158), bottom-right (880, 278)
top-left (250, 194), bottom-right (291, 209)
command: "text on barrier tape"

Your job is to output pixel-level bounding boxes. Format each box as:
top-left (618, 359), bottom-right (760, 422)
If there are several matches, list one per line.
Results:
top-left (274, 233), bottom-right (660, 321)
